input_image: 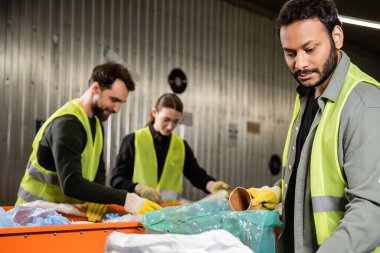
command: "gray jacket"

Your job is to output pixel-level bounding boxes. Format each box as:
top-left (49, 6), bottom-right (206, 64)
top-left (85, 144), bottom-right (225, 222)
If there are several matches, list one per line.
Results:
top-left (278, 51), bottom-right (380, 253)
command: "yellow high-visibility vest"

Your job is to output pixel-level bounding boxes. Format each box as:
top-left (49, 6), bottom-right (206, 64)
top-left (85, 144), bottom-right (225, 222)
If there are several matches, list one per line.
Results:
top-left (282, 63), bottom-right (380, 248)
top-left (16, 99), bottom-right (103, 204)
top-left (133, 127), bottom-right (185, 196)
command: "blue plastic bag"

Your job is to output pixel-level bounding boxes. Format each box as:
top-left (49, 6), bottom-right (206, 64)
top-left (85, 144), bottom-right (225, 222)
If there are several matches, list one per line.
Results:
top-left (0, 207), bottom-right (19, 227)
top-left (0, 206), bottom-right (71, 228)
top-left (104, 212), bottom-right (124, 220)
top-left (142, 199), bottom-right (283, 253)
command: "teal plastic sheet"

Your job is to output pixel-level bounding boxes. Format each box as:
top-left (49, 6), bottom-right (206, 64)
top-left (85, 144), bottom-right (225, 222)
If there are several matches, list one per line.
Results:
top-left (142, 199), bottom-right (283, 253)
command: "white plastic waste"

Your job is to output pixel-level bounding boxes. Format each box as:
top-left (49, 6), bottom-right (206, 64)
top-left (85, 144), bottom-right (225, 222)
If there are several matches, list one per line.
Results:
top-left (197, 190), bottom-right (229, 202)
top-left (21, 200), bottom-right (86, 217)
top-left (103, 214), bottom-right (142, 223)
top-left (105, 229), bottom-right (254, 253)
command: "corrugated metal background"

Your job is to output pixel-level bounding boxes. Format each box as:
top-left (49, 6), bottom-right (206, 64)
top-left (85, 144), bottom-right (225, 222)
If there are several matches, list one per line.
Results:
top-left (0, 0), bottom-right (378, 205)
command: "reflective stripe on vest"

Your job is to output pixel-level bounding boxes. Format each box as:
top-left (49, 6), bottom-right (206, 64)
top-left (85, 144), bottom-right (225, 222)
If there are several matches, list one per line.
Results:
top-left (16, 99), bottom-right (103, 205)
top-left (17, 186), bottom-right (44, 203)
top-left (26, 161), bottom-right (60, 186)
top-left (133, 127), bottom-right (185, 195)
top-left (17, 169), bottom-right (80, 204)
top-left (282, 63), bottom-right (380, 246)
top-left (311, 196), bottom-right (347, 213)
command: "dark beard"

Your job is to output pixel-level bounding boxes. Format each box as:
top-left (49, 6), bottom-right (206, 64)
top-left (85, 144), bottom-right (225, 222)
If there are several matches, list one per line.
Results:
top-left (92, 103), bottom-right (108, 121)
top-left (293, 40), bottom-right (338, 88)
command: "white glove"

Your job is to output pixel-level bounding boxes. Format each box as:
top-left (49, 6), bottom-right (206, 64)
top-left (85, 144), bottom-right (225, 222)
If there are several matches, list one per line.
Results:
top-left (124, 193), bottom-right (162, 215)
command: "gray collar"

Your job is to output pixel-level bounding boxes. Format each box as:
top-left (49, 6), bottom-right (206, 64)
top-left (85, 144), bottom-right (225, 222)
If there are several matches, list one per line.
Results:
top-left (320, 51), bottom-right (350, 102)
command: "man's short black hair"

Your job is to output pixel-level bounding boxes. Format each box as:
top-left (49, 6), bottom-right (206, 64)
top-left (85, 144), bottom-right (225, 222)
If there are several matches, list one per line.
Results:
top-left (89, 62), bottom-right (136, 91)
top-left (276, 0), bottom-right (342, 37)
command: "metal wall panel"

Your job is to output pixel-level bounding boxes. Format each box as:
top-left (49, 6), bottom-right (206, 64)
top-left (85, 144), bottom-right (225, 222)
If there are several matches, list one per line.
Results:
top-left (1, 0), bottom-right (379, 205)
top-left (0, 0), bottom-right (7, 204)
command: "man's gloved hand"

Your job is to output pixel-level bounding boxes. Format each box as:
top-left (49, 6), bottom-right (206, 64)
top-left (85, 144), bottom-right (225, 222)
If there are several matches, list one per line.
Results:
top-left (247, 186), bottom-right (280, 210)
top-left (206, 180), bottom-right (230, 193)
top-left (124, 193), bottom-right (163, 215)
top-left (85, 202), bottom-right (107, 222)
top-left (135, 184), bottom-right (164, 205)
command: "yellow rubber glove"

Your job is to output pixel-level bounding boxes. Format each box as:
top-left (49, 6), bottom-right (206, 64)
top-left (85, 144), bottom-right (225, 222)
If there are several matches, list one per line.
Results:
top-left (135, 184), bottom-right (164, 205)
top-left (124, 193), bottom-right (163, 215)
top-left (208, 181), bottom-right (230, 193)
top-left (85, 202), bottom-right (107, 222)
top-left (247, 186), bottom-right (280, 210)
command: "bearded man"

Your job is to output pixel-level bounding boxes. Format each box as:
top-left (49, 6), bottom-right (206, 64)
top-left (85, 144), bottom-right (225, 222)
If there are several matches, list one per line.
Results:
top-left (277, 0), bottom-right (380, 252)
top-left (247, 0), bottom-right (380, 252)
top-left (16, 62), bottom-right (162, 216)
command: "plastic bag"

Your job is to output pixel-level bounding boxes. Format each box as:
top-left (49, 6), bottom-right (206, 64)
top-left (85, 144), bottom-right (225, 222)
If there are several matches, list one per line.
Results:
top-left (0, 207), bottom-right (19, 228)
top-left (0, 206), bottom-right (71, 228)
top-left (105, 229), bottom-right (254, 253)
top-left (21, 200), bottom-right (86, 217)
top-left (104, 213), bottom-right (124, 220)
top-left (142, 199), bottom-right (283, 253)
top-left (103, 213), bottom-right (142, 223)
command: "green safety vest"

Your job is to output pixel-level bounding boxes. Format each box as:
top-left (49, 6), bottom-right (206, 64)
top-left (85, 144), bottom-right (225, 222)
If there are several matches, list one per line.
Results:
top-left (133, 127), bottom-right (185, 197)
top-left (282, 63), bottom-right (380, 249)
top-left (16, 99), bottom-right (103, 205)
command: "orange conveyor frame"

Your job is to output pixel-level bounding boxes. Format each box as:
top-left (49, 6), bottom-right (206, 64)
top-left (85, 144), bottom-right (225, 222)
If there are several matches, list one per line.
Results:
top-left (0, 205), bottom-right (145, 253)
